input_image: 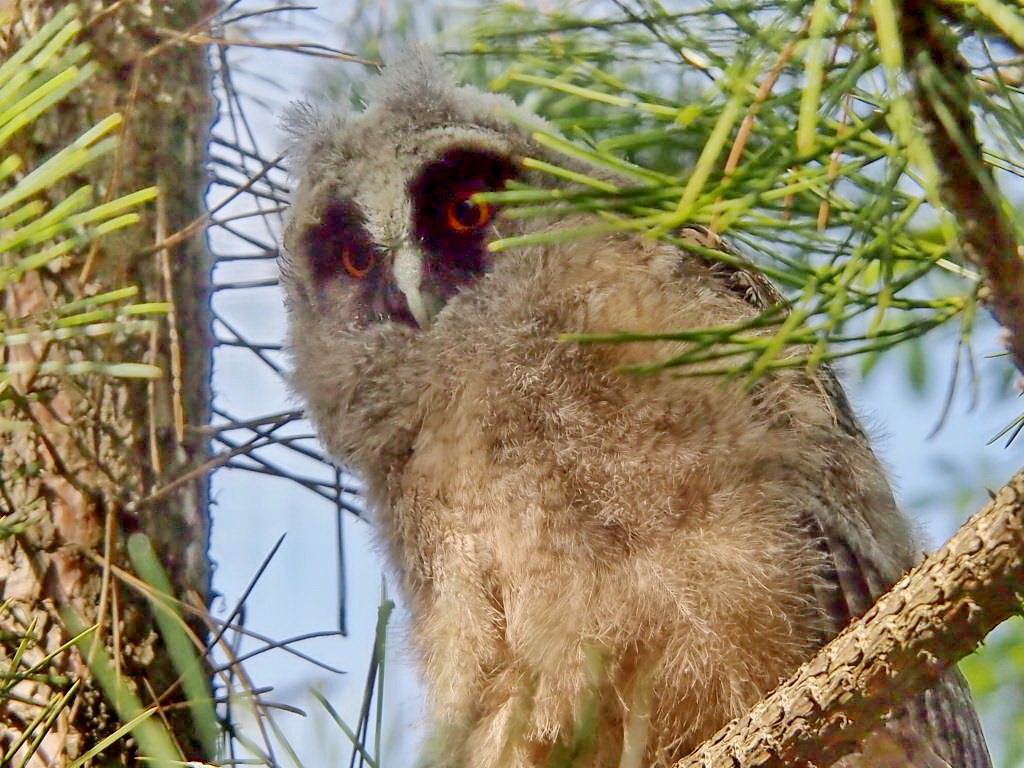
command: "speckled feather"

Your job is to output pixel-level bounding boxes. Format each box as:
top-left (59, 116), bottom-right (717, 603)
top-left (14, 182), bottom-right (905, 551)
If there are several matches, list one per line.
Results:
top-left (279, 54), bottom-right (990, 768)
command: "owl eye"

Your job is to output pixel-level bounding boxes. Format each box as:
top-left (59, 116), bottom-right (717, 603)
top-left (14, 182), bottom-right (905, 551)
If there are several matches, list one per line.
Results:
top-left (341, 246), bottom-right (375, 278)
top-left (446, 195), bottom-right (492, 233)
top-left (410, 149), bottom-right (518, 278)
top-left (305, 200), bottom-right (379, 287)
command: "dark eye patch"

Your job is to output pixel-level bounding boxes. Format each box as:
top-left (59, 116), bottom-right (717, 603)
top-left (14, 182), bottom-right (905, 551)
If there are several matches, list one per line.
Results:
top-left (303, 198), bottom-right (380, 285)
top-left (301, 197), bottom-right (417, 326)
top-left (408, 148), bottom-right (518, 287)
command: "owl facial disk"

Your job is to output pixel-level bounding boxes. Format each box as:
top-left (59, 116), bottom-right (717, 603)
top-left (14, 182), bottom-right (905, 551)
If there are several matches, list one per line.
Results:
top-left (300, 148), bottom-right (517, 331)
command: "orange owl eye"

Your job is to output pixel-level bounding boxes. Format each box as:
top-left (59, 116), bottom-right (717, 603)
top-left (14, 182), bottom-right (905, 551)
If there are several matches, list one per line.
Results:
top-left (446, 195), bottom-right (492, 233)
top-left (341, 246), bottom-right (374, 279)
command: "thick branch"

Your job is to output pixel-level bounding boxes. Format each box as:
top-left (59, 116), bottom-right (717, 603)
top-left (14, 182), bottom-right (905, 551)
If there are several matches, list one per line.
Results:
top-left (674, 467), bottom-right (1024, 768)
top-left (899, 2), bottom-right (1024, 374)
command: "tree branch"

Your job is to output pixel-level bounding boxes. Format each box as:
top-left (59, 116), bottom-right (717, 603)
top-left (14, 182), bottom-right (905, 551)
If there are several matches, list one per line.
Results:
top-left (674, 467), bottom-right (1024, 768)
top-left (900, 1), bottom-right (1024, 374)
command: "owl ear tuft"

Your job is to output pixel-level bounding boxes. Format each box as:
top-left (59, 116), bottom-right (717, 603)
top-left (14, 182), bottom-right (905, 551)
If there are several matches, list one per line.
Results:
top-left (279, 100), bottom-right (349, 180)
top-left (368, 48), bottom-right (461, 119)
top-left (367, 48), bottom-right (555, 150)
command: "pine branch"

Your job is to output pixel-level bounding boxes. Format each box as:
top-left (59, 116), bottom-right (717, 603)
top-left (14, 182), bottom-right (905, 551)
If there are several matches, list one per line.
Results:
top-left (674, 466), bottom-right (1024, 768)
top-left (898, 1), bottom-right (1024, 375)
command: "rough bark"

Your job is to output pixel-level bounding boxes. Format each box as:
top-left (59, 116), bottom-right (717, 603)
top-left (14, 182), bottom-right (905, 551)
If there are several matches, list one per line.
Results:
top-left (673, 467), bottom-right (1024, 768)
top-left (0, 1), bottom-right (213, 764)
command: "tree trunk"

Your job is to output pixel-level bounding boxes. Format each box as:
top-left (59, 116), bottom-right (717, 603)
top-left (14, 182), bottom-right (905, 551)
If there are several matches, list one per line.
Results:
top-left (0, 2), bottom-right (214, 764)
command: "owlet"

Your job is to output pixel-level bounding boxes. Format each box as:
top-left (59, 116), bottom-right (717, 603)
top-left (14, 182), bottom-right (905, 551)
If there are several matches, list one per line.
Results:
top-left (279, 54), bottom-right (990, 768)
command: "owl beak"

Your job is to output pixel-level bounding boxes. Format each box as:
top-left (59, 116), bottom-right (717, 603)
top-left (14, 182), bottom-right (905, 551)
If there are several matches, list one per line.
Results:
top-left (392, 245), bottom-right (443, 329)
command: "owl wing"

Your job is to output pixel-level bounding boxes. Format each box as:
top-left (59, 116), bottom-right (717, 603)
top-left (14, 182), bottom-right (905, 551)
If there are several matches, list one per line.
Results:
top-left (678, 226), bottom-right (991, 768)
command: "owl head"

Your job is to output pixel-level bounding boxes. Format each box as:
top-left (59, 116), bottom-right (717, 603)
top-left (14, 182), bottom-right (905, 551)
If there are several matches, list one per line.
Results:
top-left (280, 53), bottom-right (553, 331)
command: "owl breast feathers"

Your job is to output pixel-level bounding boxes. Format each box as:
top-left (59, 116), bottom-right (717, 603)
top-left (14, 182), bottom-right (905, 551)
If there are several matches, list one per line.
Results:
top-left (279, 54), bottom-right (990, 768)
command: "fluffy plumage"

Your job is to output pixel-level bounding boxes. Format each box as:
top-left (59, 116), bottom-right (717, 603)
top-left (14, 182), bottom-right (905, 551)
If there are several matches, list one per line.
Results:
top-left (280, 54), bottom-right (990, 767)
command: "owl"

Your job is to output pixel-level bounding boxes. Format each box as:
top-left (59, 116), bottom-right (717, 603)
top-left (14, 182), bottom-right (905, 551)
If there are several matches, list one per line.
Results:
top-left (279, 54), bottom-right (990, 768)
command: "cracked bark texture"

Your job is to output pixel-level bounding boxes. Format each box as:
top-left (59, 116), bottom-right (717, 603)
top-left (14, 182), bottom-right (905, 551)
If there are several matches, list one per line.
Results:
top-left (0, 1), bottom-right (213, 764)
top-left (673, 468), bottom-right (1024, 768)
